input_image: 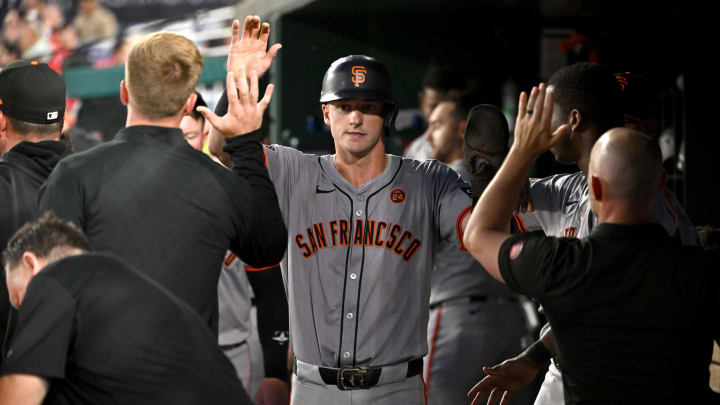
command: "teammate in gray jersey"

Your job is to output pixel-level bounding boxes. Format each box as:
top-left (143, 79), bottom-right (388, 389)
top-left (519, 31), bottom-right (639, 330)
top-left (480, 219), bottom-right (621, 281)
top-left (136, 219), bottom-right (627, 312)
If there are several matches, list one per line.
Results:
top-left (423, 93), bottom-right (533, 405)
top-left (467, 63), bottom-right (698, 405)
top-left (200, 17), bottom-right (474, 405)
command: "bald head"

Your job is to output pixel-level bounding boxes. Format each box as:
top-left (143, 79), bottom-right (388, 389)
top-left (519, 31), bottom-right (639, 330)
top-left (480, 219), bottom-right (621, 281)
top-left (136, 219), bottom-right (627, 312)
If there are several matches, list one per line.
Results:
top-left (589, 128), bottom-right (663, 210)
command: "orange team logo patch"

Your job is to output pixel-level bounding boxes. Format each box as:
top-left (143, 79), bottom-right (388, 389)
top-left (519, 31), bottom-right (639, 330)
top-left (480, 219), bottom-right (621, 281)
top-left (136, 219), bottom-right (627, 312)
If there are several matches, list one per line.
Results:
top-left (509, 241), bottom-right (524, 260)
top-left (351, 66), bottom-right (367, 87)
top-left (615, 75), bottom-right (628, 90)
top-left (389, 188), bottom-right (406, 204)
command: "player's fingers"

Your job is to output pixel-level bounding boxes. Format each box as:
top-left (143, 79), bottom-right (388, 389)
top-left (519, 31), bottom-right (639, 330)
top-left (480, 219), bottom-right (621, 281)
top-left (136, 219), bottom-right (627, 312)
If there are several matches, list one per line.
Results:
top-left (196, 106), bottom-right (221, 130)
top-left (487, 388), bottom-right (502, 405)
top-left (229, 19), bottom-right (241, 48)
top-left (249, 70), bottom-right (259, 101)
top-left (249, 15), bottom-right (261, 39)
top-left (483, 365), bottom-right (503, 376)
top-left (499, 390), bottom-right (512, 405)
top-left (237, 67), bottom-right (250, 103)
top-left (525, 87), bottom-right (538, 119)
top-left (259, 22), bottom-right (270, 45)
top-left (225, 71), bottom-right (240, 107)
top-left (258, 84), bottom-right (275, 112)
top-left (532, 83), bottom-right (546, 122)
top-left (517, 91), bottom-right (528, 120)
top-left (540, 86), bottom-right (554, 130)
top-left (241, 15), bottom-right (253, 40)
top-left (266, 43), bottom-right (282, 61)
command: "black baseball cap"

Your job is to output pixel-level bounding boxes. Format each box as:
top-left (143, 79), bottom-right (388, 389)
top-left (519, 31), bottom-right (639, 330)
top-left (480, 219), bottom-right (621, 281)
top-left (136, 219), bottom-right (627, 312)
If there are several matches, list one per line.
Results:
top-left (0, 60), bottom-right (66, 124)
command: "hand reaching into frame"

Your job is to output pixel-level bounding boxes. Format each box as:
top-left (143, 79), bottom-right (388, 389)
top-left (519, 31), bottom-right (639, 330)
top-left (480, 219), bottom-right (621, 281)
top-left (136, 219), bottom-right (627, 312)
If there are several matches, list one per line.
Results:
top-left (197, 67), bottom-right (273, 138)
top-left (227, 16), bottom-right (282, 80)
top-left (467, 353), bottom-right (540, 405)
top-left (511, 83), bottom-right (572, 161)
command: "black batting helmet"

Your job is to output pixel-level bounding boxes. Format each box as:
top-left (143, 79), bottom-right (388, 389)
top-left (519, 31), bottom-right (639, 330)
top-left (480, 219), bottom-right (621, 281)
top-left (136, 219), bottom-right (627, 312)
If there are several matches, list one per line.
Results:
top-left (319, 55), bottom-right (398, 136)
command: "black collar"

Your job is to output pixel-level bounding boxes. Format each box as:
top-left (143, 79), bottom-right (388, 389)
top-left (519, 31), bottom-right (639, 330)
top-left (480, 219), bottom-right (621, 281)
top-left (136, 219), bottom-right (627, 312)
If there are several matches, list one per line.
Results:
top-left (589, 222), bottom-right (668, 241)
top-left (115, 125), bottom-right (188, 148)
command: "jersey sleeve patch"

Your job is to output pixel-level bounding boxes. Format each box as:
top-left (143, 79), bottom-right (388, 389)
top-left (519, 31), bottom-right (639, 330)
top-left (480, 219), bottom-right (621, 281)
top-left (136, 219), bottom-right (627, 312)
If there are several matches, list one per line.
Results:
top-left (509, 241), bottom-right (524, 260)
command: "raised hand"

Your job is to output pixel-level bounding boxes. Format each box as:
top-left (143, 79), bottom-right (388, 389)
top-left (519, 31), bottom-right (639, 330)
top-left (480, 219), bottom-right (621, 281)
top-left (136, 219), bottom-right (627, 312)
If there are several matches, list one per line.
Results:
top-left (512, 83), bottom-right (571, 160)
top-left (227, 16), bottom-right (282, 80)
top-left (467, 354), bottom-right (540, 405)
top-left (197, 67), bottom-right (273, 138)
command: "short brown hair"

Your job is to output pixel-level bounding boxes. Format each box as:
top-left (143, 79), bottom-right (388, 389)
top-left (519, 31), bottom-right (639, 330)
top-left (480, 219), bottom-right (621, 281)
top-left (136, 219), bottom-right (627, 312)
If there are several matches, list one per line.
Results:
top-left (3, 212), bottom-right (90, 269)
top-left (125, 32), bottom-right (203, 119)
top-left (8, 117), bottom-right (63, 138)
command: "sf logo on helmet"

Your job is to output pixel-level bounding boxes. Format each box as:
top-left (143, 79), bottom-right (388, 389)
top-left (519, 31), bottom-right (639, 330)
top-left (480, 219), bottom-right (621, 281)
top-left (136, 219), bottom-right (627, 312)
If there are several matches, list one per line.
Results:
top-left (351, 66), bottom-right (367, 87)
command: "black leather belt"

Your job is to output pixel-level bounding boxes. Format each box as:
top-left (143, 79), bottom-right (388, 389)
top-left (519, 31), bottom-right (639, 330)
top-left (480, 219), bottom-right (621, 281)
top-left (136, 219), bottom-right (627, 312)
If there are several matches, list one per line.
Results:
top-left (312, 358), bottom-right (423, 390)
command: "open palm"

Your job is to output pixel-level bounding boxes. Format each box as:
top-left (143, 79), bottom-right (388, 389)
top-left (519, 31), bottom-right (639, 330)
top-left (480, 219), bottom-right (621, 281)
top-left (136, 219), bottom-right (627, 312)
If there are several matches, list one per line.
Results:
top-left (227, 16), bottom-right (282, 78)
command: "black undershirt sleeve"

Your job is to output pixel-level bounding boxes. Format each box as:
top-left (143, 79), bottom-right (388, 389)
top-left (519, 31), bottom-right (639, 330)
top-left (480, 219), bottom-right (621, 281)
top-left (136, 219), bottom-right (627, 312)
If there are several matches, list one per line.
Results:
top-left (246, 267), bottom-right (289, 381)
top-left (217, 89), bottom-right (287, 268)
top-left (222, 131), bottom-right (287, 269)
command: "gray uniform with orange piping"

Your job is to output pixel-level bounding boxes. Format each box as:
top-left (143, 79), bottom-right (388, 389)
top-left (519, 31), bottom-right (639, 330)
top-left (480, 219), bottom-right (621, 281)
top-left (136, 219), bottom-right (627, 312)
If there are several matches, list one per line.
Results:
top-left (260, 144), bottom-right (472, 404)
top-left (423, 159), bottom-right (533, 405)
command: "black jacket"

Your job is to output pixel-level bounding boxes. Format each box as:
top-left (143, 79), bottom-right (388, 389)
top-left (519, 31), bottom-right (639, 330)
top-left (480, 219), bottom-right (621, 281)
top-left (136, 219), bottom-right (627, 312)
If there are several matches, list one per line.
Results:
top-left (0, 140), bottom-right (70, 361)
top-left (0, 140), bottom-right (70, 251)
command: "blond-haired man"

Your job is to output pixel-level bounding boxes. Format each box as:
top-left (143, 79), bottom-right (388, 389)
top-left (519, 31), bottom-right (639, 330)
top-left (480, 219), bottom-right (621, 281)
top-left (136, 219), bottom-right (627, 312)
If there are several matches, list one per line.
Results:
top-left (39, 28), bottom-right (287, 359)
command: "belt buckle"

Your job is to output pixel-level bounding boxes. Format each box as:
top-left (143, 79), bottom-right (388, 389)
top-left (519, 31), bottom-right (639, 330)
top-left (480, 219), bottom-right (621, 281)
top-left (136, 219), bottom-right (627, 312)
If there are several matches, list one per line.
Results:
top-left (337, 367), bottom-right (369, 390)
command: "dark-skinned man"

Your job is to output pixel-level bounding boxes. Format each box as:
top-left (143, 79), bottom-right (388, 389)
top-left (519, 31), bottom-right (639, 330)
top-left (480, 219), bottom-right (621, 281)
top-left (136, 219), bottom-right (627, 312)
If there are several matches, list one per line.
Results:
top-left (463, 84), bottom-right (719, 405)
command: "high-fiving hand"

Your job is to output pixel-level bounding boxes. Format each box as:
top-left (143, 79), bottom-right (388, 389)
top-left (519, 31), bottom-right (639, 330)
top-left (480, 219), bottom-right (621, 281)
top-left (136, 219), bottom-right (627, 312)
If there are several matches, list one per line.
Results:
top-left (197, 67), bottom-right (273, 138)
top-left (512, 83), bottom-right (571, 160)
top-left (227, 16), bottom-right (282, 80)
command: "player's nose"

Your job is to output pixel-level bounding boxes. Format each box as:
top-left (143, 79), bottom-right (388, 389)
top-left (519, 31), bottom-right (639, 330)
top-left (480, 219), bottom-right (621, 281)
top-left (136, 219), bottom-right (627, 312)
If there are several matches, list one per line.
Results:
top-left (349, 109), bottom-right (363, 125)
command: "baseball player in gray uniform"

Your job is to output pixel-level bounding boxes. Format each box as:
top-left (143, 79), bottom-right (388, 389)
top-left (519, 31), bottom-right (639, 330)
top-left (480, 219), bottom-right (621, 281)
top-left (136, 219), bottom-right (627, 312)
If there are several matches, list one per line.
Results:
top-left (423, 94), bottom-right (533, 405)
top-left (199, 20), bottom-right (475, 403)
top-left (467, 63), bottom-right (697, 405)
top-left (218, 251), bottom-right (265, 398)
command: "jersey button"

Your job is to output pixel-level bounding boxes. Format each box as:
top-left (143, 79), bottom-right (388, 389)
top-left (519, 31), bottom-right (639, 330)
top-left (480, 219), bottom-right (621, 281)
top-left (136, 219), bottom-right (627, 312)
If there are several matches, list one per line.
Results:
top-left (355, 209), bottom-right (363, 216)
top-left (350, 273), bottom-right (357, 280)
top-left (343, 352), bottom-right (351, 358)
top-left (346, 312), bottom-right (353, 319)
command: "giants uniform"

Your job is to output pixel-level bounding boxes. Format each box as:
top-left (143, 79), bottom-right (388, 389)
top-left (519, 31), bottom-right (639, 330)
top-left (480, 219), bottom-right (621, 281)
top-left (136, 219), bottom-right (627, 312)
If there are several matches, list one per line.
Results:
top-left (424, 159), bottom-right (532, 405)
top-left (518, 171), bottom-right (698, 405)
top-left (218, 251), bottom-right (264, 398)
top-left (234, 139), bottom-right (473, 404)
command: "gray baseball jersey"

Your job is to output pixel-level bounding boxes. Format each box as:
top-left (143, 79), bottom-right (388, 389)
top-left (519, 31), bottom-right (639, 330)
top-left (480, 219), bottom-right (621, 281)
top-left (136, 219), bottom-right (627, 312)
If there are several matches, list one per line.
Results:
top-left (218, 251), bottom-right (253, 347)
top-left (429, 159), bottom-right (517, 305)
top-left (518, 171), bottom-right (698, 244)
top-left (262, 144), bottom-right (472, 368)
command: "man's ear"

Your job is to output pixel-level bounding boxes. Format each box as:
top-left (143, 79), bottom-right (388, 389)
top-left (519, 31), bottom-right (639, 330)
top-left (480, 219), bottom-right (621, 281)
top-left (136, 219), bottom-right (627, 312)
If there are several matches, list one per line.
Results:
top-left (321, 104), bottom-right (330, 126)
top-left (458, 119), bottom-right (467, 141)
top-left (182, 92), bottom-right (198, 116)
top-left (119, 80), bottom-right (129, 105)
top-left (0, 110), bottom-right (8, 139)
top-left (22, 251), bottom-right (43, 275)
top-left (569, 109), bottom-right (584, 133)
top-left (590, 175), bottom-right (603, 202)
